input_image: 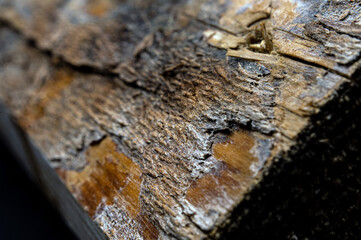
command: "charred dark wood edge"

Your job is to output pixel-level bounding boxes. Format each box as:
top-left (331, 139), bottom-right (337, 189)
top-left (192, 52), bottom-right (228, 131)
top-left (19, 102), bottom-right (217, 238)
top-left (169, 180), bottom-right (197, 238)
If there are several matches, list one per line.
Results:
top-left (0, 104), bottom-right (108, 240)
top-left (217, 79), bottom-right (361, 238)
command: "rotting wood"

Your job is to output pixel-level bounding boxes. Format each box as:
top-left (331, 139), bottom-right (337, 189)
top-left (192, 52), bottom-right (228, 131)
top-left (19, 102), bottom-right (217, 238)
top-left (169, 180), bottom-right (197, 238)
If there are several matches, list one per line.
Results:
top-left (0, 0), bottom-right (361, 239)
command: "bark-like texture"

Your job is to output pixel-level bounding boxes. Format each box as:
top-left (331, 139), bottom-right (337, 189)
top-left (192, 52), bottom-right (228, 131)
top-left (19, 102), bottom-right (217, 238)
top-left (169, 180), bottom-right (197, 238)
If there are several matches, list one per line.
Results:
top-left (0, 0), bottom-right (360, 239)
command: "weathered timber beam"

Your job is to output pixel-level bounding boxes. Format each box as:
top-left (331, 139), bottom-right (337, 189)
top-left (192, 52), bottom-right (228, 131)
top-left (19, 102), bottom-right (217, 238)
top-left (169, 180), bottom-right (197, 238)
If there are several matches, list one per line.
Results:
top-left (0, 0), bottom-right (360, 239)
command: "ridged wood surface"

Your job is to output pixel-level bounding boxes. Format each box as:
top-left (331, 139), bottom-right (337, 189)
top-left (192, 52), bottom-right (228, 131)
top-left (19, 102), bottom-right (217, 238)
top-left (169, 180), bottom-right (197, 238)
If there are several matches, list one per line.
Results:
top-left (0, 0), bottom-right (360, 239)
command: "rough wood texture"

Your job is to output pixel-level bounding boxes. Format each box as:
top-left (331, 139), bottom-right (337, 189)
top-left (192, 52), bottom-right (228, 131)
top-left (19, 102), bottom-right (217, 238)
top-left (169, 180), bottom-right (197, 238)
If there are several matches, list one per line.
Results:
top-left (0, 0), bottom-right (360, 239)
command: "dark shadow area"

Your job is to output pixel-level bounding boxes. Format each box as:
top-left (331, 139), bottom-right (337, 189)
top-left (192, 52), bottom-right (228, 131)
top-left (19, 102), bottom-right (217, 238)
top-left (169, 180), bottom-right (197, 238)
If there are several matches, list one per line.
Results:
top-left (0, 139), bottom-right (79, 240)
top-left (223, 83), bottom-right (361, 239)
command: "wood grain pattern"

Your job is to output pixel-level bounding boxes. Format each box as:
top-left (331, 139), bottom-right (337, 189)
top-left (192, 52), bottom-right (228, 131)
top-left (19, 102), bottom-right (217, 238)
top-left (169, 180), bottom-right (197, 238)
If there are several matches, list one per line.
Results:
top-left (0, 0), bottom-right (360, 239)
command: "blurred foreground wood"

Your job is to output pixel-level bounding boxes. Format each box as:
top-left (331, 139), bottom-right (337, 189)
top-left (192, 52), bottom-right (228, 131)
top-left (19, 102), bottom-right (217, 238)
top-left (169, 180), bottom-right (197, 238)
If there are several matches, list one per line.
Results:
top-left (0, 0), bottom-right (361, 239)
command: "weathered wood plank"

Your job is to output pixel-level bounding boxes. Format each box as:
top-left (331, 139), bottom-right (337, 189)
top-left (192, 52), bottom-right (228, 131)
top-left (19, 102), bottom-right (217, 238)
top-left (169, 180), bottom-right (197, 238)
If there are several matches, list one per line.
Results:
top-left (0, 0), bottom-right (360, 239)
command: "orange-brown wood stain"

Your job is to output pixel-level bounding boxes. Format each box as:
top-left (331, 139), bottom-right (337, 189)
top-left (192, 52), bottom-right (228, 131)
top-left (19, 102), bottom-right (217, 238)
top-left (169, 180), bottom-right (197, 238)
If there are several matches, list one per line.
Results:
top-left (63, 137), bottom-right (158, 239)
top-left (186, 130), bottom-right (259, 208)
top-left (20, 69), bottom-right (74, 127)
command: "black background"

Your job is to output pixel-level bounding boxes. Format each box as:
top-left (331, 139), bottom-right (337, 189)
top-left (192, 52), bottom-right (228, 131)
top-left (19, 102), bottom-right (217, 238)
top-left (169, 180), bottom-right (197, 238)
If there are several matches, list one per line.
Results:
top-left (0, 140), bottom-right (78, 240)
